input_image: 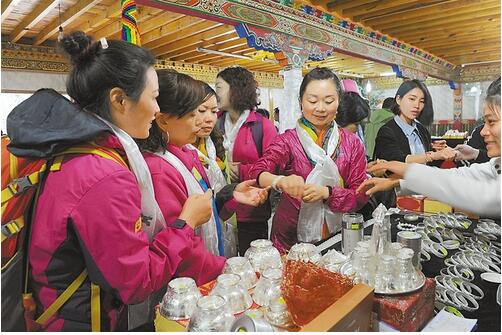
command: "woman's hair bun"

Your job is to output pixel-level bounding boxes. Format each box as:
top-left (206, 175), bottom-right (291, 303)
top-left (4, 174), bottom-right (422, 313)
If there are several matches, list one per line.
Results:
top-left (58, 31), bottom-right (94, 65)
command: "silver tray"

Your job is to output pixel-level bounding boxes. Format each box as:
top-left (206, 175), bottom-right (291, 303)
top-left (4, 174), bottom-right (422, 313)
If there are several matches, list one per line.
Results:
top-left (338, 262), bottom-right (426, 295)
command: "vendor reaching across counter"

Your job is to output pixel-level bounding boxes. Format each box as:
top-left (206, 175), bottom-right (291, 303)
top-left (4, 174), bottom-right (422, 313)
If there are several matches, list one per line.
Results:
top-left (357, 77), bottom-right (501, 218)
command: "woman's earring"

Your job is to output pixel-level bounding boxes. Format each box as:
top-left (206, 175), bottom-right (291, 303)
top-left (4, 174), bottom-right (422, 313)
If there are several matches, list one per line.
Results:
top-left (163, 131), bottom-right (170, 144)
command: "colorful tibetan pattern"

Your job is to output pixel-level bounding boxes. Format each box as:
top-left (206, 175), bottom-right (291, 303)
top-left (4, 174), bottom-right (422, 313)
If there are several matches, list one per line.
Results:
top-left (271, 0), bottom-right (454, 68)
top-left (222, 2), bottom-right (278, 27)
top-left (121, 0), bottom-right (141, 45)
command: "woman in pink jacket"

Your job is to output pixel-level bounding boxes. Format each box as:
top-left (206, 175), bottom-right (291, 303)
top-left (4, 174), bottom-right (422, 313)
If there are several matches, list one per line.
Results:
top-left (249, 67), bottom-right (369, 252)
top-left (137, 70), bottom-right (269, 260)
top-left (12, 32), bottom-right (216, 331)
top-left (215, 66), bottom-right (278, 255)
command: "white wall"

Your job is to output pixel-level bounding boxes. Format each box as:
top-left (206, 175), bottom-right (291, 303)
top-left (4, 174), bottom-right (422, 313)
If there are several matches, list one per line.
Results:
top-left (428, 85), bottom-right (454, 120)
top-left (368, 80), bottom-right (493, 121)
top-left (1, 70), bottom-right (68, 93)
top-left (257, 87), bottom-right (283, 114)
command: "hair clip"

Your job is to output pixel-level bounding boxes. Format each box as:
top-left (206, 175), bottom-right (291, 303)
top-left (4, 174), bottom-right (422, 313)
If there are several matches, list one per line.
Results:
top-left (100, 37), bottom-right (108, 49)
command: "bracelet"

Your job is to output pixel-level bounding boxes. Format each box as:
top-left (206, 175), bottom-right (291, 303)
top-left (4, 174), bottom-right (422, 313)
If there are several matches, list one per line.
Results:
top-left (459, 280), bottom-right (484, 300)
top-left (443, 305), bottom-right (465, 318)
top-left (453, 265), bottom-right (475, 282)
top-left (427, 242), bottom-right (448, 258)
top-left (444, 265), bottom-right (475, 282)
top-left (425, 151), bottom-right (433, 163)
top-left (397, 222), bottom-right (417, 231)
top-left (271, 175), bottom-right (285, 192)
top-left (421, 250), bottom-right (431, 262)
top-left (427, 231), bottom-right (444, 244)
top-left (483, 262), bottom-right (501, 273)
top-left (454, 291), bottom-right (479, 312)
top-left (443, 239), bottom-right (461, 250)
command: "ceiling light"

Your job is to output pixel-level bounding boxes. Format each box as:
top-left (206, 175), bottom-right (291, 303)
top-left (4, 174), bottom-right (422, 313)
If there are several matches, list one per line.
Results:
top-left (337, 71), bottom-right (364, 78)
top-left (365, 81), bottom-right (372, 93)
top-left (196, 47), bottom-right (278, 64)
top-left (461, 60), bottom-right (500, 67)
top-left (380, 72), bottom-right (396, 77)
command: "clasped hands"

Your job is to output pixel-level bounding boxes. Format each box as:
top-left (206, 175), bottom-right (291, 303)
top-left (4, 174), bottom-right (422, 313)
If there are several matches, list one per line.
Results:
top-left (356, 160), bottom-right (406, 196)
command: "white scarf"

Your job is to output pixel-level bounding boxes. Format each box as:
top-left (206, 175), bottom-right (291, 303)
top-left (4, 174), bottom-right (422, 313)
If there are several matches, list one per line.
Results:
top-left (223, 109), bottom-right (250, 161)
top-left (187, 137), bottom-right (227, 193)
top-left (97, 116), bottom-right (166, 242)
top-left (295, 120), bottom-right (343, 243)
top-left (154, 148), bottom-right (220, 256)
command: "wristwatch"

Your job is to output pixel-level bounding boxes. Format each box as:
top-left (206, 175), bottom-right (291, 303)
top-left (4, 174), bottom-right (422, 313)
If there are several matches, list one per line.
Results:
top-left (172, 219), bottom-right (187, 229)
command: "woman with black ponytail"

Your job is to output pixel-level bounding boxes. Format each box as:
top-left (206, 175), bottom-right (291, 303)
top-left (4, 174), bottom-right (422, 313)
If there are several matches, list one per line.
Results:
top-left (8, 31), bottom-right (215, 331)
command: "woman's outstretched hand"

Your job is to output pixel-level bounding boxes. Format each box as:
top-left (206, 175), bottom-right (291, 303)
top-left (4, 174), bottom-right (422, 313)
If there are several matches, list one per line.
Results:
top-left (233, 179), bottom-right (270, 206)
top-left (356, 178), bottom-right (400, 196)
top-left (367, 160), bottom-right (409, 178)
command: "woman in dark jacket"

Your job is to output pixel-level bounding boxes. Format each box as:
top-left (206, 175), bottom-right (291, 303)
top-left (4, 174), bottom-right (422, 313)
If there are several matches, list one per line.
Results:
top-left (373, 80), bottom-right (456, 164)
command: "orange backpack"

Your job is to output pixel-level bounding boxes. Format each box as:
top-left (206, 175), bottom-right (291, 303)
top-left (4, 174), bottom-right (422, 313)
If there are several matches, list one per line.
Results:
top-left (1, 136), bottom-right (127, 331)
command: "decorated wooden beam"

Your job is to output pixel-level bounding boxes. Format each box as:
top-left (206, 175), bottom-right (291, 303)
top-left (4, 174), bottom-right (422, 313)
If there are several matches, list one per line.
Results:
top-left (459, 63), bottom-right (501, 83)
top-left (137, 0), bottom-right (459, 80)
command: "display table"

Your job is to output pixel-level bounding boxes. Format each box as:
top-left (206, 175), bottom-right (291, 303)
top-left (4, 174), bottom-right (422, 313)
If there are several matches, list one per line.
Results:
top-left (154, 275), bottom-right (373, 332)
top-left (318, 213), bottom-right (501, 332)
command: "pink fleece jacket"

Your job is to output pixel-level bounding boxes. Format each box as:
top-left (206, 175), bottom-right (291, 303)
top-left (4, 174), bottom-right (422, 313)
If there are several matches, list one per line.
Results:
top-left (219, 111), bottom-right (278, 223)
top-left (29, 134), bottom-right (214, 331)
top-left (248, 128), bottom-right (369, 252)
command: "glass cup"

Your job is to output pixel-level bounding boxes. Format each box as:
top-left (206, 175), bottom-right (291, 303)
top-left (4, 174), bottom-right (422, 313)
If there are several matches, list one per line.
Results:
top-left (389, 242), bottom-right (403, 257)
top-left (244, 239), bottom-right (282, 274)
top-left (396, 253), bottom-right (417, 291)
top-left (209, 273), bottom-right (253, 314)
top-left (265, 297), bottom-right (293, 329)
top-left (187, 295), bottom-right (235, 332)
top-left (398, 247), bottom-right (415, 258)
top-left (374, 255), bottom-right (396, 292)
top-left (350, 245), bottom-right (368, 280)
top-left (223, 257), bottom-right (258, 290)
top-left (358, 252), bottom-right (376, 286)
top-left (160, 277), bottom-right (202, 320)
top-left (252, 268), bottom-right (282, 307)
top-left (287, 243), bottom-right (321, 263)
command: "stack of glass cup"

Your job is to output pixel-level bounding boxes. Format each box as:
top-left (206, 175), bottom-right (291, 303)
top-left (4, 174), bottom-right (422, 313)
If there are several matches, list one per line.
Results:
top-left (346, 240), bottom-right (422, 293)
top-left (324, 214), bottom-right (425, 294)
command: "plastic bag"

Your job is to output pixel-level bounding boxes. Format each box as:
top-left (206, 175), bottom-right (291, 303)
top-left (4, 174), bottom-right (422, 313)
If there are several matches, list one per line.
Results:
top-left (369, 203), bottom-right (391, 255)
top-left (222, 219), bottom-right (238, 258)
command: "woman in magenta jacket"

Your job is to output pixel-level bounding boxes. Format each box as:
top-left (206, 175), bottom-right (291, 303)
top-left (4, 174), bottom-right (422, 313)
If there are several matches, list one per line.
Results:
top-left (248, 68), bottom-right (369, 253)
top-left (16, 32), bottom-right (217, 331)
top-left (137, 70), bottom-right (269, 260)
top-left (215, 66), bottom-right (278, 255)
